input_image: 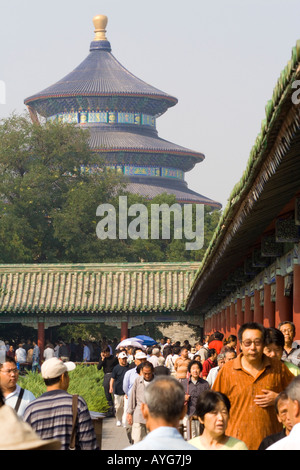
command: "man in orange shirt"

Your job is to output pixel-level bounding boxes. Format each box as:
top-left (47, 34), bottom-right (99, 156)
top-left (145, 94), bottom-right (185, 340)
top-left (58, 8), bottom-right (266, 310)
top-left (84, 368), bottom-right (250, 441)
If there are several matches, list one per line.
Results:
top-left (212, 322), bottom-right (294, 450)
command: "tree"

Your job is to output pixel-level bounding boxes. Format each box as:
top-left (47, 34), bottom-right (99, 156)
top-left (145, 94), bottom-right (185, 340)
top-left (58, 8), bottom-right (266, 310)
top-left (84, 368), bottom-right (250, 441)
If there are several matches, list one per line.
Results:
top-left (0, 113), bottom-right (124, 262)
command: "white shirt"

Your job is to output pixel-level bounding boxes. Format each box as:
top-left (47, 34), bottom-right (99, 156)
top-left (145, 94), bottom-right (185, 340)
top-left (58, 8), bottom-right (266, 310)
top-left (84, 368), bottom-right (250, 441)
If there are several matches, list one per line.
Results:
top-left (148, 355), bottom-right (160, 367)
top-left (15, 347), bottom-right (27, 363)
top-left (4, 384), bottom-right (36, 417)
top-left (43, 347), bottom-right (55, 360)
top-left (267, 422), bottom-right (300, 450)
top-left (206, 366), bottom-right (220, 387)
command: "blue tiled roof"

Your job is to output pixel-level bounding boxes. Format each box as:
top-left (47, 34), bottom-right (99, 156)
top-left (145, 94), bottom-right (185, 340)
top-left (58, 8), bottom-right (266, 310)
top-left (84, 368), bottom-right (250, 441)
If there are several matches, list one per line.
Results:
top-left (24, 39), bottom-right (177, 117)
top-left (86, 126), bottom-right (204, 171)
top-left (125, 180), bottom-right (222, 207)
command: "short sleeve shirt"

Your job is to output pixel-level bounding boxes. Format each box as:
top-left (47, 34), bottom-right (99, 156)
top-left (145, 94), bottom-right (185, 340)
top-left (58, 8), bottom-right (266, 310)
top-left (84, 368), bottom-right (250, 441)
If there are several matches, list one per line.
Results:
top-left (212, 353), bottom-right (294, 450)
top-left (281, 345), bottom-right (300, 368)
top-left (111, 364), bottom-right (129, 395)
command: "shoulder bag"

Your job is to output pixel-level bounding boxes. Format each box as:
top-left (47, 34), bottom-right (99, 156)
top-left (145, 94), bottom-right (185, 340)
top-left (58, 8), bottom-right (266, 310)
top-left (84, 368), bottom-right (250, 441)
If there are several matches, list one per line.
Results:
top-left (69, 394), bottom-right (78, 450)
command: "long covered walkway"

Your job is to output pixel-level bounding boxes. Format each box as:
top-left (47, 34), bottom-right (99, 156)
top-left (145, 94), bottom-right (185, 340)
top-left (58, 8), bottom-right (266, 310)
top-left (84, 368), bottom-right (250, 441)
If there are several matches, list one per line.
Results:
top-left (186, 39), bottom-right (300, 341)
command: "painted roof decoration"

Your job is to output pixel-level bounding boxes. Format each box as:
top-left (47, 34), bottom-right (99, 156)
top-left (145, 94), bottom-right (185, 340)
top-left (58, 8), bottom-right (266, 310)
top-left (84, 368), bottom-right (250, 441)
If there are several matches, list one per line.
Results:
top-left (0, 262), bottom-right (199, 315)
top-left (186, 38), bottom-right (300, 312)
top-left (24, 15), bottom-right (221, 208)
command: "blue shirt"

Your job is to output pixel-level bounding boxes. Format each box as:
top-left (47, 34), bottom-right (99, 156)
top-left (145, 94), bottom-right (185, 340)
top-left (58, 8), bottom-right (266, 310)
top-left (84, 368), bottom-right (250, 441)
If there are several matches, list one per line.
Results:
top-left (124, 426), bottom-right (197, 450)
top-left (123, 367), bottom-right (138, 397)
top-left (83, 345), bottom-right (90, 362)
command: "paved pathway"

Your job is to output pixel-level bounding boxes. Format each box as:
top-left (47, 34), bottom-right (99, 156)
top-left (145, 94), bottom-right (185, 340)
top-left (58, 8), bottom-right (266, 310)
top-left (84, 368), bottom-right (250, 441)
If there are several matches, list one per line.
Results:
top-left (101, 417), bottom-right (131, 450)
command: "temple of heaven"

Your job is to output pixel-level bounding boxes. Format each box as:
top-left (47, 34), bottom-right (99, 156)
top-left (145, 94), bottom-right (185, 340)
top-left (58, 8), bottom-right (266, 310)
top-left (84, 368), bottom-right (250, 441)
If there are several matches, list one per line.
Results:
top-left (24, 15), bottom-right (221, 208)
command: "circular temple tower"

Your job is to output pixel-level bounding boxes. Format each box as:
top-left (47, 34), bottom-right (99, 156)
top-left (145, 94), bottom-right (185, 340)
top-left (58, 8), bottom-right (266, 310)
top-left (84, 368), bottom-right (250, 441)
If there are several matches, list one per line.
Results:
top-left (24, 15), bottom-right (221, 208)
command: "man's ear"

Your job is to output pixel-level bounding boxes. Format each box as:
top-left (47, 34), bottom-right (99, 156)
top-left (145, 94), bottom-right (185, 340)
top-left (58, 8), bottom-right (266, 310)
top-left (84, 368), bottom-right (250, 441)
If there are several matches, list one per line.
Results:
top-left (294, 399), bottom-right (300, 419)
top-left (141, 403), bottom-right (149, 420)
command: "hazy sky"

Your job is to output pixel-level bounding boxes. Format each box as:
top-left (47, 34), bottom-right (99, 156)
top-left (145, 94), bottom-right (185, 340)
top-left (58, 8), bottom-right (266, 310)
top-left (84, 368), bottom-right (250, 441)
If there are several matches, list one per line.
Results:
top-left (1, 0), bottom-right (300, 209)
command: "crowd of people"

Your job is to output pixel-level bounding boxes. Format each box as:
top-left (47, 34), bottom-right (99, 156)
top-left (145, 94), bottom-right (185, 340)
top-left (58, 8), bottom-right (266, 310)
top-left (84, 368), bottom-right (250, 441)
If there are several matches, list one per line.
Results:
top-left (2, 336), bottom-right (119, 372)
top-left (0, 320), bottom-right (300, 450)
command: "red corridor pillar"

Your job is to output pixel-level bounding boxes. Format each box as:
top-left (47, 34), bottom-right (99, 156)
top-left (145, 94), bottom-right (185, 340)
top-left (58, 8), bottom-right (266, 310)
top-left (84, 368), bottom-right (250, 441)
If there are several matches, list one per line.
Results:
top-left (254, 289), bottom-right (263, 325)
top-left (120, 321), bottom-right (128, 341)
top-left (263, 283), bottom-right (275, 328)
top-left (275, 275), bottom-right (292, 327)
top-left (37, 321), bottom-right (45, 363)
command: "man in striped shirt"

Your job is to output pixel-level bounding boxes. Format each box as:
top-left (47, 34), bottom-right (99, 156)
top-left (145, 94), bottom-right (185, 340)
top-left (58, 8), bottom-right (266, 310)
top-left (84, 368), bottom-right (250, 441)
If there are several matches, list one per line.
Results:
top-left (23, 357), bottom-right (99, 450)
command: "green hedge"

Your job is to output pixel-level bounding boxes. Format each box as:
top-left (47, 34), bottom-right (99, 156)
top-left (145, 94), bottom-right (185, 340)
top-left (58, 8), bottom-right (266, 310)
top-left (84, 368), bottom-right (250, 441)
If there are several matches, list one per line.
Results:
top-left (18, 364), bottom-right (108, 413)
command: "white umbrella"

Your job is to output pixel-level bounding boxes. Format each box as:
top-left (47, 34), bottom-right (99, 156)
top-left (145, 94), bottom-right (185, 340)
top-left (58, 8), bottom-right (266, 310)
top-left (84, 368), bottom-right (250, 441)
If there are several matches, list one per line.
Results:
top-left (116, 337), bottom-right (145, 350)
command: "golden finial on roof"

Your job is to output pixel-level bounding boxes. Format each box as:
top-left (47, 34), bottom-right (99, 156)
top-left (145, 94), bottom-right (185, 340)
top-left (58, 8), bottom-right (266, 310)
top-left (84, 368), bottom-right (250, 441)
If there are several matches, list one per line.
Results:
top-left (93, 15), bottom-right (108, 41)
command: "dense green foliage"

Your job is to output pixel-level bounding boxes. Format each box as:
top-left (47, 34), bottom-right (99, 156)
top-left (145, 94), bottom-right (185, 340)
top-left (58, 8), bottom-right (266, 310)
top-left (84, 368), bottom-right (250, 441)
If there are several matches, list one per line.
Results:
top-left (18, 365), bottom-right (108, 413)
top-left (0, 113), bottom-right (221, 264)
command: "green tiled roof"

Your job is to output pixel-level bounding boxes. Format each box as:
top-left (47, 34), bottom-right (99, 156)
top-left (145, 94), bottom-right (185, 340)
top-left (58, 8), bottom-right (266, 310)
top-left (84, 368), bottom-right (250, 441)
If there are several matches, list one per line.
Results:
top-left (0, 262), bottom-right (199, 316)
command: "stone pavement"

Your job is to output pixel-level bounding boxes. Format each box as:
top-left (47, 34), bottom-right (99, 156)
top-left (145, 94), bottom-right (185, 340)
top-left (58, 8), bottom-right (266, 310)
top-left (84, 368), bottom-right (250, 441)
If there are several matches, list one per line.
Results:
top-left (101, 416), bottom-right (131, 450)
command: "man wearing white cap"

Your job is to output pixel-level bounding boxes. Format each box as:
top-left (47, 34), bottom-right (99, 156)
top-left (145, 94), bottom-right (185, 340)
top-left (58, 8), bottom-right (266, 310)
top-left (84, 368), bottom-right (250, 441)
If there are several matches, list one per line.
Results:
top-left (23, 357), bottom-right (99, 450)
top-left (123, 350), bottom-right (148, 399)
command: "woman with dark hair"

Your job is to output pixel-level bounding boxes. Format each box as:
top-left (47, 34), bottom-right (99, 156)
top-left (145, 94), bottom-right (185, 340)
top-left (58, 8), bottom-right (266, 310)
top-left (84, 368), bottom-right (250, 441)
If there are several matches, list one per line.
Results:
top-left (181, 360), bottom-right (209, 438)
top-left (188, 390), bottom-right (248, 450)
top-left (264, 327), bottom-right (300, 377)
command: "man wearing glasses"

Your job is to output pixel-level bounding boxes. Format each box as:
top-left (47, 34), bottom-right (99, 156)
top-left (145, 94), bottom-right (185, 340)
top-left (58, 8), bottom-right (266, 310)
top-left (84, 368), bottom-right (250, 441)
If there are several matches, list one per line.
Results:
top-left (212, 322), bottom-right (294, 450)
top-left (0, 356), bottom-right (35, 417)
top-left (278, 321), bottom-right (300, 368)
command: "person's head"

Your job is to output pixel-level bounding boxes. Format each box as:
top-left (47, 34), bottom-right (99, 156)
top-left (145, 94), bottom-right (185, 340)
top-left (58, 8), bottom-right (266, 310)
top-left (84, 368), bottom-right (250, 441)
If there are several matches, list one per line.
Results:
top-left (216, 353), bottom-right (225, 368)
top-left (194, 341), bottom-right (203, 351)
top-left (226, 335), bottom-right (237, 349)
top-left (223, 347), bottom-right (236, 362)
top-left (264, 327), bottom-right (284, 359)
top-left (214, 331), bottom-right (224, 341)
top-left (157, 356), bottom-right (166, 366)
top-left (134, 351), bottom-right (147, 366)
top-left (102, 346), bottom-right (111, 357)
top-left (278, 321), bottom-right (296, 346)
top-left (41, 357), bottom-right (76, 391)
top-left (0, 357), bottom-right (19, 393)
top-left (274, 391), bottom-right (293, 434)
top-left (238, 322), bottom-right (266, 363)
top-left (195, 390), bottom-right (231, 437)
top-left (208, 348), bottom-right (217, 361)
top-left (180, 346), bottom-right (189, 359)
top-left (151, 348), bottom-right (160, 357)
top-left (117, 351), bottom-right (128, 365)
top-left (141, 376), bottom-right (186, 429)
top-left (141, 361), bottom-right (154, 382)
top-left (285, 376), bottom-right (300, 427)
top-left (188, 360), bottom-right (202, 378)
